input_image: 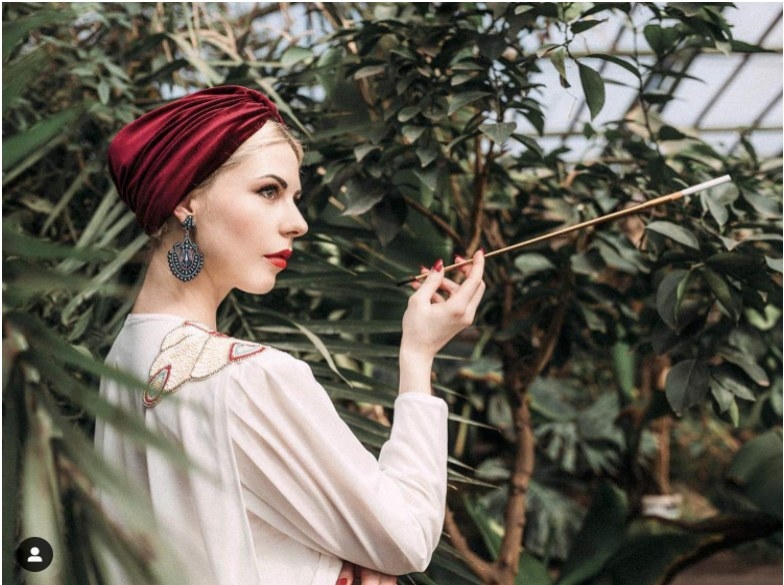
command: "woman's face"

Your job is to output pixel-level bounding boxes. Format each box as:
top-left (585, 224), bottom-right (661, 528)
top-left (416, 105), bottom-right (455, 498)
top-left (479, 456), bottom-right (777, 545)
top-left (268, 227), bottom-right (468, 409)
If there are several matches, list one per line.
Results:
top-left (185, 125), bottom-right (308, 296)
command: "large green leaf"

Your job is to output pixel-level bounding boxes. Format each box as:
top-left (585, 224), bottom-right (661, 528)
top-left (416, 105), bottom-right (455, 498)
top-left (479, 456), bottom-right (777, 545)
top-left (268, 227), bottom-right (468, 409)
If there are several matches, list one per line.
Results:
top-left (701, 267), bottom-right (741, 321)
top-left (602, 528), bottom-right (708, 585)
top-left (726, 430), bottom-right (782, 519)
top-left (448, 91), bottom-right (492, 115)
top-left (655, 269), bottom-right (689, 330)
top-left (479, 122), bottom-right (518, 145)
top-left (556, 483), bottom-right (627, 585)
top-left (665, 359), bottom-right (711, 415)
top-left (577, 62), bottom-right (605, 119)
top-left (645, 220), bottom-right (700, 250)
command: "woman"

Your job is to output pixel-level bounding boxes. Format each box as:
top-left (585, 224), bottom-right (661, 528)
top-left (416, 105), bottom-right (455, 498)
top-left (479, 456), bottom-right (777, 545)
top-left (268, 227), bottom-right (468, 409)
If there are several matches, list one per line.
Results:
top-left (95, 85), bottom-right (485, 585)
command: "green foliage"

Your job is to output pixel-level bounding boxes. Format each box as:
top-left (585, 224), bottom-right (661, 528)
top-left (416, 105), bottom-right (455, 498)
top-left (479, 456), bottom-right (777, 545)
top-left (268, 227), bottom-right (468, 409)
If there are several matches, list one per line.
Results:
top-left (2, 2), bottom-right (781, 585)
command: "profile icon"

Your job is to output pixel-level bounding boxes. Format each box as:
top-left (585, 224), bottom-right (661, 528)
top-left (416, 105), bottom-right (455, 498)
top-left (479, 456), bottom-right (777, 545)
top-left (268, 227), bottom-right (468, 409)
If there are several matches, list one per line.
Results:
top-left (16, 537), bottom-right (53, 572)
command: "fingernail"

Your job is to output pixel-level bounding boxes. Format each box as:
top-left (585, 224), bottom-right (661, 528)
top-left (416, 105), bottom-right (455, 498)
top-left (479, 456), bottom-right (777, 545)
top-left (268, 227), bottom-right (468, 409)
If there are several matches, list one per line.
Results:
top-left (419, 265), bottom-right (429, 273)
top-left (479, 247), bottom-right (485, 255)
top-left (433, 258), bottom-right (444, 272)
top-left (337, 579), bottom-right (349, 585)
top-left (454, 254), bottom-right (465, 263)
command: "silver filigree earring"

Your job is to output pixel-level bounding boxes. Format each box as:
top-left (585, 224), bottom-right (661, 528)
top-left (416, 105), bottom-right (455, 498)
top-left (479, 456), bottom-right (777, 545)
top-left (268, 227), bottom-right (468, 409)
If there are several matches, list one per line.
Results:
top-left (167, 215), bottom-right (204, 282)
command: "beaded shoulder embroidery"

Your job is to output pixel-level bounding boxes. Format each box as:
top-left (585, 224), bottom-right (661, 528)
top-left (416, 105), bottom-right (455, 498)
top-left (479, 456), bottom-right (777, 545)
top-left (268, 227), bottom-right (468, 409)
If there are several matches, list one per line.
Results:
top-left (143, 321), bottom-right (266, 407)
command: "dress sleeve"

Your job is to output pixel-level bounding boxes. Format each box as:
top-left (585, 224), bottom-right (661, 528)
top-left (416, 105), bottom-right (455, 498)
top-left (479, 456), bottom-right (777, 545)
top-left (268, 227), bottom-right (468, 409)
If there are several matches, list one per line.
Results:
top-left (226, 348), bottom-right (448, 575)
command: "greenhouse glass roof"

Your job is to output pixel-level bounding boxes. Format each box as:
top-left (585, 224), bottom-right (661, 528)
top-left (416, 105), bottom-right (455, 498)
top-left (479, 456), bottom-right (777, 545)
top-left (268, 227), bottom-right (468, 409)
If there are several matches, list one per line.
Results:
top-left (523, 2), bottom-right (783, 161)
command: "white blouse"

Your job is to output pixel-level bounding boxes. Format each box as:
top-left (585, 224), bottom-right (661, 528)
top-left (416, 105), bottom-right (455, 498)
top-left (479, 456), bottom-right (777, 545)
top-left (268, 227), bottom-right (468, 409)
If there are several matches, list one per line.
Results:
top-left (95, 314), bottom-right (448, 585)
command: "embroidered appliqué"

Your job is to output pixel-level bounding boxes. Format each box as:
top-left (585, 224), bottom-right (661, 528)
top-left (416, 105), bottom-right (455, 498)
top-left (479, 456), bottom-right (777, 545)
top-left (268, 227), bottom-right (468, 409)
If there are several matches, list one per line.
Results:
top-left (143, 321), bottom-right (265, 407)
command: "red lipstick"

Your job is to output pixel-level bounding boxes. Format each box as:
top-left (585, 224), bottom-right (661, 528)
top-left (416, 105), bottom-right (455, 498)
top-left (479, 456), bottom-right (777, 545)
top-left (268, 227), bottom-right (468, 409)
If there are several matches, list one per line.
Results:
top-left (264, 249), bottom-right (292, 269)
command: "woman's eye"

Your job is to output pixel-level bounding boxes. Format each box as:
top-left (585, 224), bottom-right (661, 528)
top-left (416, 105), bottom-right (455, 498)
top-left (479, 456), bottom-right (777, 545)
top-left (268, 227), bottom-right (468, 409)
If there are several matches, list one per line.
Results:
top-left (257, 184), bottom-right (280, 199)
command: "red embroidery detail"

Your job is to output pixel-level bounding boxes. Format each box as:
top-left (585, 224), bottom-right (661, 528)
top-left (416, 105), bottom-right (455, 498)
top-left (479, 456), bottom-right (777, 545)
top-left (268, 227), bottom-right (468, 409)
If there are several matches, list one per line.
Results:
top-left (143, 322), bottom-right (266, 408)
top-left (228, 342), bottom-right (265, 362)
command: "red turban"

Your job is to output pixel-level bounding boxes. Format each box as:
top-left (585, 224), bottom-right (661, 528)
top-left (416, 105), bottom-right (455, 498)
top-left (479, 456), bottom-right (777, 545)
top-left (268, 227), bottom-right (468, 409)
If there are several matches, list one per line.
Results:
top-left (108, 85), bottom-right (285, 235)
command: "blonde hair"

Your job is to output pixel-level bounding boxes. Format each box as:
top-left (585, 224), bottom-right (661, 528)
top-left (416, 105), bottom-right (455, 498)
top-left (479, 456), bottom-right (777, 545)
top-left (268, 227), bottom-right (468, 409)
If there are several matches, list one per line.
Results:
top-left (194, 120), bottom-right (303, 191)
top-left (148, 121), bottom-right (303, 247)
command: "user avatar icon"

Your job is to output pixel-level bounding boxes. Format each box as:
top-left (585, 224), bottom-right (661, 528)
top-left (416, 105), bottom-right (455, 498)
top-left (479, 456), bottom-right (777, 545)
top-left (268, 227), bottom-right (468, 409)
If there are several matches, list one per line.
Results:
top-left (27, 547), bottom-right (43, 563)
top-left (16, 537), bottom-right (53, 572)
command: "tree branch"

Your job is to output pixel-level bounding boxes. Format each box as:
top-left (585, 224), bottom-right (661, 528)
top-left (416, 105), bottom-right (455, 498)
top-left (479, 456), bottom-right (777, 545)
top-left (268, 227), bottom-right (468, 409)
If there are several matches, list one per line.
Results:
top-left (444, 505), bottom-right (496, 583)
top-left (495, 395), bottom-right (535, 582)
top-left (495, 279), bottom-right (571, 583)
top-left (467, 141), bottom-right (493, 254)
top-left (402, 193), bottom-right (463, 245)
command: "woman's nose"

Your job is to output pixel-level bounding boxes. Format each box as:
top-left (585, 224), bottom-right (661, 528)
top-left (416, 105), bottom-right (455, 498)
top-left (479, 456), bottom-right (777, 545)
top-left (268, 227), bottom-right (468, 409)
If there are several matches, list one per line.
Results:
top-left (285, 200), bottom-right (309, 237)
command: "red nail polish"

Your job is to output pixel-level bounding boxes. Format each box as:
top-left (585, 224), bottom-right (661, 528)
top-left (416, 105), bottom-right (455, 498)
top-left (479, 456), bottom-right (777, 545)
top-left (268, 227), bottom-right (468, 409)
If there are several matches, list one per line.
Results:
top-left (337, 579), bottom-right (349, 585)
top-left (433, 258), bottom-right (444, 272)
top-left (479, 247), bottom-right (485, 255)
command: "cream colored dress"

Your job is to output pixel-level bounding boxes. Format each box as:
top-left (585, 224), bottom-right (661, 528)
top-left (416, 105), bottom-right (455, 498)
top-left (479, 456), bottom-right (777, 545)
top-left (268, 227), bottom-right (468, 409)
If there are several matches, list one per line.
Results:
top-left (95, 314), bottom-right (448, 585)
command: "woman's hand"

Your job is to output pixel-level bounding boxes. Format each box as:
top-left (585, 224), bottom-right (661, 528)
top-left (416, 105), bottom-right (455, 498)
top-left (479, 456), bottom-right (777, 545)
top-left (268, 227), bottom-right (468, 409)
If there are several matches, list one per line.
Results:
top-left (336, 561), bottom-right (397, 585)
top-left (398, 250), bottom-right (485, 395)
top-left (401, 250), bottom-right (485, 358)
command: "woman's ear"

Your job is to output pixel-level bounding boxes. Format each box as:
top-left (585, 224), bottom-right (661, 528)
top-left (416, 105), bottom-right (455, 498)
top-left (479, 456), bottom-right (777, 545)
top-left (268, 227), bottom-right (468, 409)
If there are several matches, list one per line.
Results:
top-left (172, 195), bottom-right (195, 224)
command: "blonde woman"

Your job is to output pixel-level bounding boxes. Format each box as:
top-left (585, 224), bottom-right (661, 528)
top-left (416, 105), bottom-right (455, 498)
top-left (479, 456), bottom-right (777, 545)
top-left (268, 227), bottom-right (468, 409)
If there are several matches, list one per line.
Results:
top-left (96, 86), bottom-right (485, 585)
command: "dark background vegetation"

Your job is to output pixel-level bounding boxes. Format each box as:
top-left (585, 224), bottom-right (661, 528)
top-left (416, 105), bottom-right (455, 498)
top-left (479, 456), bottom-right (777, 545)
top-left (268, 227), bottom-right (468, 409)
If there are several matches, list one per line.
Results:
top-left (3, 3), bottom-right (781, 584)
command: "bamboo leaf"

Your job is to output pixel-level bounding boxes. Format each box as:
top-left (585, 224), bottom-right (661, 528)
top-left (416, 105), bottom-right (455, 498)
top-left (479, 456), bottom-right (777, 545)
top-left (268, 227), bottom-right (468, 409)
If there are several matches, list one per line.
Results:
top-left (2, 6), bottom-right (75, 63)
top-left (27, 353), bottom-right (190, 466)
top-left (22, 405), bottom-right (64, 579)
top-left (6, 312), bottom-right (147, 388)
top-left (61, 233), bottom-right (148, 321)
top-left (3, 224), bottom-right (110, 261)
top-left (2, 107), bottom-right (83, 172)
top-left (2, 46), bottom-right (54, 116)
top-left (257, 309), bottom-right (354, 386)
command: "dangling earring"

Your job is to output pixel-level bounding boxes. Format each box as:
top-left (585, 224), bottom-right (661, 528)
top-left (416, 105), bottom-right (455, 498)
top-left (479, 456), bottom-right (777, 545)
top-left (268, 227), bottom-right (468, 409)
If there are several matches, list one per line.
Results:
top-left (167, 215), bottom-right (204, 282)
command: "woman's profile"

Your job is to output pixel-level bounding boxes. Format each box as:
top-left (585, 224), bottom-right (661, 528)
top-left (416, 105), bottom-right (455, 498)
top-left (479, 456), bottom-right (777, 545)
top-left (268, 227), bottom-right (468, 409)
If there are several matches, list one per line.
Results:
top-left (95, 85), bottom-right (485, 585)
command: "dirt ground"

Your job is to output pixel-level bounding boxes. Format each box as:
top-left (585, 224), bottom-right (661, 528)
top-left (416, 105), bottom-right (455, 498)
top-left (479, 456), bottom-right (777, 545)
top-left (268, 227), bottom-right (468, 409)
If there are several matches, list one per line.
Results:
top-left (670, 551), bottom-right (782, 585)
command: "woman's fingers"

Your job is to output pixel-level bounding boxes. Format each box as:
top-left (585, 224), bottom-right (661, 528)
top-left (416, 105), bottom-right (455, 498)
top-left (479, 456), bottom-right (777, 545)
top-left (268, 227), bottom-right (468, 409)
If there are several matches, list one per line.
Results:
top-left (409, 251), bottom-right (485, 307)
top-left (357, 566), bottom-right (398, 585)
top-left (409, 259), bottom-right (450, 304)
top-left (447, 249), bottom-right (485, 306)
top-left (336, 561), bottom-right (354, 585)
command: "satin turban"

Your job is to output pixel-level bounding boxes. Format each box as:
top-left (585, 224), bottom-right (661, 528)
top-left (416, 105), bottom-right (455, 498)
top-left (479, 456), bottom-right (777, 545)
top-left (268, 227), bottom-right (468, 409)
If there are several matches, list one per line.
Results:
top-left (108, 85), bottom-right (285, 235)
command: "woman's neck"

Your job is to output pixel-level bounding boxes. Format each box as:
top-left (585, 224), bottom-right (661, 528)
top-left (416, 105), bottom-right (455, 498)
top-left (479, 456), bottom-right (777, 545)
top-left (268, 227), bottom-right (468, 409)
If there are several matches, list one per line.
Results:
top-left (131, 247), bottom-right (225, 330)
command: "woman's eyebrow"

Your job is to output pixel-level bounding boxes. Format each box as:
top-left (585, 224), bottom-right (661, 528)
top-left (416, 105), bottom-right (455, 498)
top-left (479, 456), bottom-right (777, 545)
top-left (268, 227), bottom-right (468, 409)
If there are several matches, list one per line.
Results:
top-left (256, 173), bottom-right (301, 197)
top-left (256, 174), bottom-right (288, 189)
